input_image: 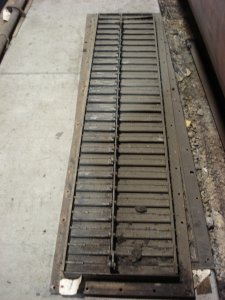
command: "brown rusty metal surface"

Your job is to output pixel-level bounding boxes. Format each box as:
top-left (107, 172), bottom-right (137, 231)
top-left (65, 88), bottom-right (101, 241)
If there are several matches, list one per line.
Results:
top-left (166, 39), bottom-right (214, 269)
top-left (64, 14), bottom-right (181, 282)
top-left (51, 13), bottom-right (213, 299)
top-left (188, 0), bottom-right (225, 98)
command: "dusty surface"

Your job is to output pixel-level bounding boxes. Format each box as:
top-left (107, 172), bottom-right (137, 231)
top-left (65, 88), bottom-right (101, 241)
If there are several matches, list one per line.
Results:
top-left (159, 1), bottom-right (225, 298)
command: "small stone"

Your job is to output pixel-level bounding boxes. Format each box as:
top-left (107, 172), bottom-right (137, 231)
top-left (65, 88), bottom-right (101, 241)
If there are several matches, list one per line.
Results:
top-left (206, 211), bottom-right (211, 217)
top-left (43, 229), bottom-right (46, 234)
top-left (203, 167), bottom-right (208, 173)
top-left (135, 206), bottom-right (147, 213)
top-left (201, 191), bottom-right (205, 197)
top-left (203, 197), bottom-right (209, 204)
top-left (197, 109), bottom-right (204, 116)
top-left (185, 119), bottom-right (191, 128)
top-left (184, 68), bottom-right (191, 77)
top-left (195, 164), bottom-right (201, 171)
top-left (188, 131), bottom-right (194, 138)
top-left (206, 216), bottom-right (214, 230)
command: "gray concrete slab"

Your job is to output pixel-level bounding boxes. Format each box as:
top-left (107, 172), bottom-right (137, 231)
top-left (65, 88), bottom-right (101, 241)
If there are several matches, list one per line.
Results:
top-left (0, 1), bottom-right (159, 300)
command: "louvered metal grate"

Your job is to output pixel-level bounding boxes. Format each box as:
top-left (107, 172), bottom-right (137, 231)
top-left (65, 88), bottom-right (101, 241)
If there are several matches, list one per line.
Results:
top-left (65, 13), bottom-right (178, 278)
top-left (51, 13), bottom-right (215, 299)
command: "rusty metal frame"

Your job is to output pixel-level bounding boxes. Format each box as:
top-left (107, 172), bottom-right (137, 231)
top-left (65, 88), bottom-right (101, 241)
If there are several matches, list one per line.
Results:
top-left (50, 14), bottom-right (98, 294)
top-left (83, 13), bottom-right (194, 299)
top-left (164, 32), bottom-right (214, 270)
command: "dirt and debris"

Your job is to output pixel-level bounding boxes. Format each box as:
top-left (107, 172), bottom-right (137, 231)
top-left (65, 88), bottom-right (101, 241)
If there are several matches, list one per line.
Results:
top-left (131, 244), bottom-right (143, 263)
top-left (159, 1), bottom-right (225, 298)
top-left (135, 206), bottom-right (147, 213)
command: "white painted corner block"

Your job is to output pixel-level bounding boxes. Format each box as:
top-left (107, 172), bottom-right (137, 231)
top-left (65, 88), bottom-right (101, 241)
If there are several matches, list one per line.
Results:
top-left (59, 276), bottom-right (82, 296)
top-left (193, 269), bottom-right (219, 300)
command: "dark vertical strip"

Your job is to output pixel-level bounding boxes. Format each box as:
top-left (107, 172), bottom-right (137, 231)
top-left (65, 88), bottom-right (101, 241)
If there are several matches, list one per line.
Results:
top-left (110, 14), bottom-right (122, 272)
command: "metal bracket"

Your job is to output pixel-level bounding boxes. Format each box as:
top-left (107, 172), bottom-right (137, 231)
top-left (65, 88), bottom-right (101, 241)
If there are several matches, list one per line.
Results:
top-left (6, 5), bottom-right (26, 17)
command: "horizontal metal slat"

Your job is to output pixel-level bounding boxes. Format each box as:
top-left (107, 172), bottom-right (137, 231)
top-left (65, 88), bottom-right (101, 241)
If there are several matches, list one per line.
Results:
top-left (122, 45), bottom-right (156, 52)
top-left (98, 24), bottom-right (120, 29)
top-left (121, 64), bottom-right (158, 72)
top-left (123, 29), bottom-right (155, 35)
top-left (97, 30), bottom-right (119, 35)
top-left (116, 208), bottom-right (171, 223)
top-left (86, 112), bottom-right (115, 121)
top-left (117, 179), bottom-right (168, 193)
top-left (122, 52), bottom-right (157, 59)
top-left (87, 103), bottom-right (116, 112)
top-left (116, 239), bottom-right (174, 256)
top-left (120, 112), bottom-right (161, 122)
top-left (81, 142), bottom-right (114, 154)
top-left (123, 40), bottom-right (155, 46)
top-left (94, 45), bottom-right (118, 52)
top-left (88, 94), bottom-right (116, 102)
top-left (121, 71), bottom-right (158, 79)
top-left (93, 58), bottom-right (118, 65)
top-left (121, 86), bottom-right (160, 95)
top-left (70, 222), bottom-right (111, 238)
top-left (96, 34), bottom-right (119, 40)
top-left (121, 78), bottom-right (159, 86)
top-left (95, 40), bottom-right (119, 46)
top-left (120, 94), bottom-right (161, 104)
top-left (68, 242), bottom-right (110, 256)
top-left (119, 122), bottom-right (163, 132)
top-left (94, 52), bottom-right (118, 58)
top-left (90, 79), bottom-right (117, 86)
top-left (83, 132), bottom-right (114, 142)
top-left (119, 143), bottom-right (165, 154)
top-left (73, 207), bottom-right (112, 222)
top-left (92, 64), bottom-right (118, 71)
top-left (119, 133), bottom-right (164, 143)
top-left (123, 18), bottom-right (154, 26)
top-left (123, 34), bottom-right (155, 40)
top-left (75, 192), bottom-right (112, 206)
top-left (67, 255), bottom-right (109, 264)
top-left (76, 184), bottom-right (112, 192)
top-left (116, 223), bottom-right (172, 239)
top-left (98, 19), bottom-right (120, 24)
top-left (123, 22), bottom-right (154, 27)
top-left (89, 87), bottom-right (117, 95)
top-left (84, 121), bottom-right (115, 132)
top-left (117, 196), bottom-right (170, 208)
top-left (78, 166), bottom-right (113, 178)
top-left (80, 154), bottom-right (113, 165)
top-left (122, 58), bottom-right (157, 65)
top-left (118, 154), bottom-right (166, 166)
top-left (118, 166), bottom-right (167, 179)
top-left (120, 103), bottom-right (161, 112)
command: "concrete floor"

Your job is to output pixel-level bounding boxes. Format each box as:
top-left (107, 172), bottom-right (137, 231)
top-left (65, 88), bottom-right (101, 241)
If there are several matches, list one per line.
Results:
top-left (0, 1), bottom-right (159, 299)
